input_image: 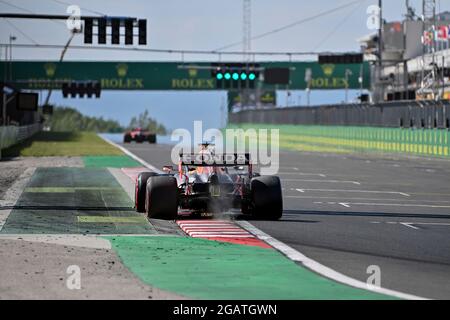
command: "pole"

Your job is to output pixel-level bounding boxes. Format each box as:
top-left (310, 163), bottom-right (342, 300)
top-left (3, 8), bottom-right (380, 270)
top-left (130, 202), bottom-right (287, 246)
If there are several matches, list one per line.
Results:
top-left (9, 38), bottom-right (11, 81)
top-left (359, 63), bottom-right (363, 98)
top-left (442, 55), bottom-right (445, 100)
top-left (2, 89), bottom-right (6, 126)
top-left (3, 45), bottom-right (7, 83)
top-left (2, 44), bottom-right (8, 125)
top-left (44, 32), bottom-right (76, 106)
top-left (9, 36), bottom-right (16, 81)
top-left (345, 69), bottom-right (352, 103)
top-left (378, 0), bottom-right (383, 102)
top-left (306, 88), bottom-right (310, 106)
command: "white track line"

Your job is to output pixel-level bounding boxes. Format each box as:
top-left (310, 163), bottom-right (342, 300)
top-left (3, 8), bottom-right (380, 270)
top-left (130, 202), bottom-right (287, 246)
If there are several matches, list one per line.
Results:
top-left (295, 188), bottom-right (410, 197)
top-left (286, 195), bottom-right (450, 203)
top-left (182, 226), bottom-right (240, 229)
top-left (98, 134), bottom-right (163, 174)
top-left (180, 224), bottom-right (236, 226)
top-left (237, 220), bottom-right (427, 300)
top-left (277, 172), bottom-right (327, 177)
top-left (400, 223), bottom-right (420, 230)
top-left (177, 220), bottom-right (256, 239)
top-left (187, 230), bottom-right (249, 234)
top-left (372, 221), bottom-right (450, 230)
top-left (316, 201), bottom-right (450, 209)
top-left (188, 233), bottom-right (249, 236)
top-left (412, 222), bottom-right (450, 226)
top-left (284, 179), bottom-right (361, 185)
top-left (184, 229), bottom-right (243, 232)
top-left (191, 234), bottom-right (254, 238)
top-left (183, 228), bottom-right (244, 231)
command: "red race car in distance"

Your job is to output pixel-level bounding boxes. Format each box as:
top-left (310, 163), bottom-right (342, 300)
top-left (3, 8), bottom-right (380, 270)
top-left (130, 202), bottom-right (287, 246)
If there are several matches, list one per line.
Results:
top-left (123, 128), bottom-right (156, 143)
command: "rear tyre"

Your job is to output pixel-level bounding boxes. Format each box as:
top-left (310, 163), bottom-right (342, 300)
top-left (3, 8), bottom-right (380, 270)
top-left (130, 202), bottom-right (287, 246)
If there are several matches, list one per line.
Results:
top-left (135, 172), bottom-right (158, 212)
top-left (147, 134), bottom-right (156, 144)
top-left (250, 176), bottom-right (283, 220)
top-left (145, 176), bottom-right (178, 219)
top-left (123, 134), bottom-right (131, 143)
top-left (136, 135), bottom-right (144, 143)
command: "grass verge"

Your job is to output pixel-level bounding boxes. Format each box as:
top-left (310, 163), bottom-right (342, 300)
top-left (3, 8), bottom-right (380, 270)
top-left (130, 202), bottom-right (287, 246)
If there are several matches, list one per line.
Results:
top-left (2, 131), bottom-right (123, 157)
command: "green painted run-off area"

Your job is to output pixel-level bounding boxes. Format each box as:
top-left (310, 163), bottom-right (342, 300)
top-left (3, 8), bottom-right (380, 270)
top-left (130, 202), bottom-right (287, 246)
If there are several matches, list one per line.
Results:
top-left (83, 155), bottom-right (141, 168)
top-left (108, 236), bottom-right (392, 300)
top-left (1, 167), bottom-right (155, 234)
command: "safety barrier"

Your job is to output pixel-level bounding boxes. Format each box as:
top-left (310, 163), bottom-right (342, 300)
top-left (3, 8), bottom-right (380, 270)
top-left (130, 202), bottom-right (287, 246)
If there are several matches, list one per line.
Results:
top-left (227, 123), bottom-right (450, 157)
top-left (228, 101), bottom-right (450, 157)
top-left (229, 101), bottom-right (450, 129)
top-left (0, 123), bottom-right (41, 158)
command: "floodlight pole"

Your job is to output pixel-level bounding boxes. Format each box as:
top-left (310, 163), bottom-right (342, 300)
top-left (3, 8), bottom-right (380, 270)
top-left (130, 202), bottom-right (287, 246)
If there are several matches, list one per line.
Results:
top-left (44, 32), bottom-right (77, 106)
top-left (377, 0), bottom-right (384, 102)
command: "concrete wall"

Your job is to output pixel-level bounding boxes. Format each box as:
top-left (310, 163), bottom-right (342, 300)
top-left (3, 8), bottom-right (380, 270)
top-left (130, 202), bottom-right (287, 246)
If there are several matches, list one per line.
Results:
top-left (0, 124), bottom-right (41, 158)
top-left (229, 101), bottom-right (450, 129)
top-left (227, 123), bottom-right (450, 158)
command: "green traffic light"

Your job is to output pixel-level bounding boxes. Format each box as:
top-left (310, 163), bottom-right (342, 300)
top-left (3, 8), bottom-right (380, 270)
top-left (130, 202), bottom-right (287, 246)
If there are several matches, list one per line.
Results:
top-left (232, 73), bottom-right (239, 80)
top-left (240, 73), bottom-right (247, 80)
top-left (248, 73), bottom-right (256, 80)
top-left (224, 73), bottom-right (231, 80)
top-left (216, 73), bottom-right (223, 80)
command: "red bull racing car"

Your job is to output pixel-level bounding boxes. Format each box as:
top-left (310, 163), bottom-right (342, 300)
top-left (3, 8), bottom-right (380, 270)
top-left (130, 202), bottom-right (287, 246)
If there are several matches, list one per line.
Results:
top-left (123, 128), bottom-right (156, 143)
top-left (134, 147), bottom-right (282, 220)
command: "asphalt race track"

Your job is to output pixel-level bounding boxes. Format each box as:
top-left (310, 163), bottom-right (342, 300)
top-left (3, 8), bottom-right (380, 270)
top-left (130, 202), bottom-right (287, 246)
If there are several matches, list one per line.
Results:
top-left (120, 142), bottom-right (450, 300)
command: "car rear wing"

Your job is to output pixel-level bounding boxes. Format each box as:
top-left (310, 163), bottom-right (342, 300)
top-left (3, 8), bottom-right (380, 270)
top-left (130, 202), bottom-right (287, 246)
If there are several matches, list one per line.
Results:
top-left (179, 153), bottom-right (250, 167)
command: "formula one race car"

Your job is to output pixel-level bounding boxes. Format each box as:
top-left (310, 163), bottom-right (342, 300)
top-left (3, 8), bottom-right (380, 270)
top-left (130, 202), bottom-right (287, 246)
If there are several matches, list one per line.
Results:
top-left (134, 147), bottom-right (283, 220)
top-left (123, 128), bottom-right (156, 143)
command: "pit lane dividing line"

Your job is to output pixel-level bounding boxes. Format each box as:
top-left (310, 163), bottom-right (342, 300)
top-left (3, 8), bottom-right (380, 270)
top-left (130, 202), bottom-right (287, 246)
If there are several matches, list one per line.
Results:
top-left (294, 188), bottom-right (410, 197)
top-left (285, 195), bottom-right (450, 203)
top-left (277, 172), bottom-right (327, 177)
top-left (283, 179), bottom-right (361, 185)
top-left (370, 221), bottom-right (450, 230)
top-left (315, 201), bottom-right (450, 209)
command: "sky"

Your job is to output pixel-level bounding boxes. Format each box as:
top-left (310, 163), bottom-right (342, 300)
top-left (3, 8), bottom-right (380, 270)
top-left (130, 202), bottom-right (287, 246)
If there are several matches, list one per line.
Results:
top-left (1, 0), bottom-right (450, 131)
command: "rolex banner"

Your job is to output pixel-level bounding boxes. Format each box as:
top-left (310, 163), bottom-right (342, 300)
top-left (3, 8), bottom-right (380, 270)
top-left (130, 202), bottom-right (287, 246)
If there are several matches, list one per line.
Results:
top-left (1, 61), bottom-right (370, 91)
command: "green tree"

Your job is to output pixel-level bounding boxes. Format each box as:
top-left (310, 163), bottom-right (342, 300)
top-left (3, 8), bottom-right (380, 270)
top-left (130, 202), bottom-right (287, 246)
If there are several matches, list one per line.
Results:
top-left (45, 106), bottom-right (124, 133)
top-left (127, 110), bottom-right (167, 135)
top-left (45, 106), bottom-right (167, 135)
